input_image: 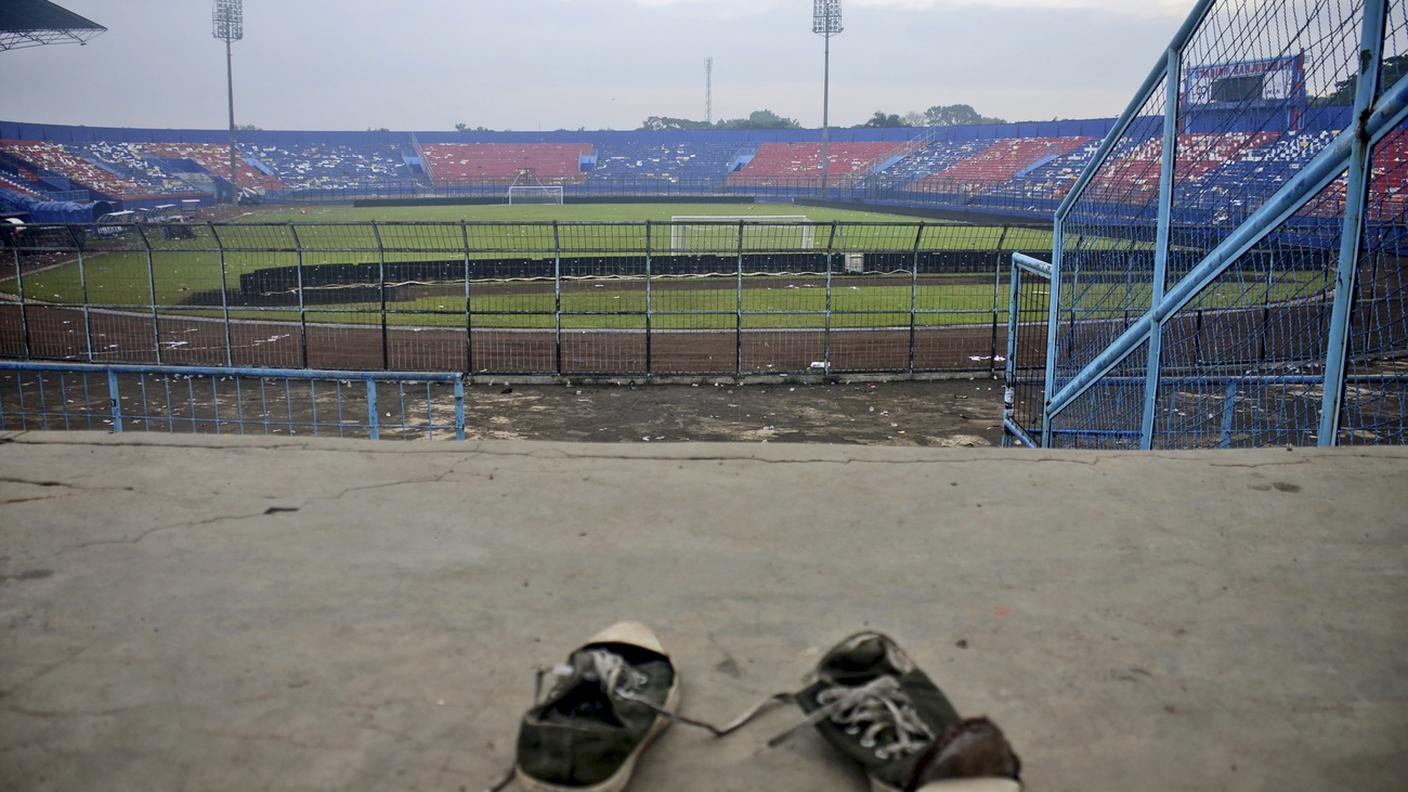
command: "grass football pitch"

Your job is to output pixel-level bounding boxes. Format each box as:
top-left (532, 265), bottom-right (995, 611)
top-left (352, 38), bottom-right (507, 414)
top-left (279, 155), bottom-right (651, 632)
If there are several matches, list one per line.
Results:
top-left (3, 202), bottom-right (1303, 332)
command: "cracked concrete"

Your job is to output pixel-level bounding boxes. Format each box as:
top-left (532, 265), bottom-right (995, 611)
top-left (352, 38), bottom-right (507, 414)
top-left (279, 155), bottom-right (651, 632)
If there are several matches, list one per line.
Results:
top-left (1, 432), bottom-right (1407, 792)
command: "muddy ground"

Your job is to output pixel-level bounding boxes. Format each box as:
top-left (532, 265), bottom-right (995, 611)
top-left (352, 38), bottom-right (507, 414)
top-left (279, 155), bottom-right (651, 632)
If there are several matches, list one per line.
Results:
top-left (0, 372), bottom-right (1006, 447)
top-left (464, 378), bottom-right (1003, 445)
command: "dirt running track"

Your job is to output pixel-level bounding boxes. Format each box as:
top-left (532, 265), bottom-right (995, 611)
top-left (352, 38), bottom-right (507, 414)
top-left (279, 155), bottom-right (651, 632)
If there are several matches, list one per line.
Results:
top-left (0, 304), bottom-right (1018, 376)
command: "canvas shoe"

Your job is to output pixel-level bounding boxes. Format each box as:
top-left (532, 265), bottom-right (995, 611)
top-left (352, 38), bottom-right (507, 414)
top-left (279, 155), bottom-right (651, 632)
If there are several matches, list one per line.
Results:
top-left (494, 622), bottom-right (680, 792)
top-left (776, 631), bottom-right (1022, 792)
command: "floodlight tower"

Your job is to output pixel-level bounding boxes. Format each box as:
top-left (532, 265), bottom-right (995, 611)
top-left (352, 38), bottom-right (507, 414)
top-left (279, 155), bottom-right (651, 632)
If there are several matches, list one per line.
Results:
top-left (813, 1), bottom-right (842, 198)
top-left (213, 0), bottom-right (243, 202)
top-left (705, 57), bottom-right (713, 124)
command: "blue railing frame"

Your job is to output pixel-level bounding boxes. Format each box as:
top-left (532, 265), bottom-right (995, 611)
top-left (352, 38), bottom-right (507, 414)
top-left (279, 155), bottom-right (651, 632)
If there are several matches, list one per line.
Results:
top-left (1036, 0), bottom-right (1397, 449)
top-left (1002, 252), bottom-right (1052, 448)
top-left (0, 361), bottom-right (466, 441)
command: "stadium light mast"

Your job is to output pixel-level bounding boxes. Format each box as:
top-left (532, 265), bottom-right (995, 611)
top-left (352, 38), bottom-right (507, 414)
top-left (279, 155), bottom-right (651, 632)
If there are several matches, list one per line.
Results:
top-left (813, 1), bottom-right (842, 198)
top-left (212, 0), bottom-right (243, 203)
top-left (705, 57), bottom-right (713, 125)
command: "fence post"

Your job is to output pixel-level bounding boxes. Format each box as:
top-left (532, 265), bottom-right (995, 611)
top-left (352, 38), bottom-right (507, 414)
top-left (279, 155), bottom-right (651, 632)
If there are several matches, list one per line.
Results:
top-left (1002, 261), bottom-right (1024, 448)
top-left (1139, 48), bottom-right (1182, 450)
top-left (106, 368), bottom-right (123, 433)
top-left (909, 222), bottom-right (924, 374)
top-left (366, 378), bottom-right (379, 440)
top-left (11, 243), bottom-right (31, 359)
top-left (992, 225), bottom-right (1012, 376)
top-left (1040, 216), bottom-right (1066, 448)
top-left (70, 227), bottom-right (93, 362)
top-left (552, 221), bottom-right (562, 376)
top-left (735, 220), bottom-right (744, 377)
top-left (1260, 259), bottom-right (1273, 363)
top-left (209, 224), bottom-right (235, 367)
top-left (289, 223), bottom-right (309, 369)
top-left (644, 220), bottom-right (653, 378)
top-left (461, 220), bottom-right (473, 375)
top-left (136, 225), bottom-right (162, 365)
top-left (1319, 0), bottom-right (1387, 446)
top-left (371, 221), bottom-right (389, 370)
top-left (823, 222), bottom-right (837, 373)
top-left (1219, 379), bottom-right (1239, 448)
top-left (453, 374), bottom-right (465, 441)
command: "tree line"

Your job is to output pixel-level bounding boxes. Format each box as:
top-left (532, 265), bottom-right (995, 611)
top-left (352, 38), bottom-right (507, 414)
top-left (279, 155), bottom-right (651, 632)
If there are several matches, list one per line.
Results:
top-left (639, 104), bottom-right (1006, 131)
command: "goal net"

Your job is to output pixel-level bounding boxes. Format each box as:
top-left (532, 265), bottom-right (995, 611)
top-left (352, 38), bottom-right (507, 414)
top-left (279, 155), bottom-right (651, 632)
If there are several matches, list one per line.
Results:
top-left (669, 215), bottom-right (815, 253)
top-left (507, 185), bottom-right (565, 205)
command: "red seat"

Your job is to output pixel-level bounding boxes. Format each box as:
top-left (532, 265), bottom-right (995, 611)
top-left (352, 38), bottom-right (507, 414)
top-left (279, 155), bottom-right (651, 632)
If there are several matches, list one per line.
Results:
top-left (728, 142), bottom-right (904, 186)
top-left (421, 144), bottom-right (593, 185)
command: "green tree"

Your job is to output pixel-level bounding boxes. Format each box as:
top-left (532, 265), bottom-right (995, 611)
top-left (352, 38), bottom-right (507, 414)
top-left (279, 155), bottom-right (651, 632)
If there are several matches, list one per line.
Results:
top-left (717, 110), bottom-right (802, 130)
top-left (639, 116), bottom-right (715, 131)
top-left (921, 104), bottom-right (1007, 127)
top-left (1314, 54), bottom-right (1408, 106)
top-left (856, 111), bottom-right (910, 128)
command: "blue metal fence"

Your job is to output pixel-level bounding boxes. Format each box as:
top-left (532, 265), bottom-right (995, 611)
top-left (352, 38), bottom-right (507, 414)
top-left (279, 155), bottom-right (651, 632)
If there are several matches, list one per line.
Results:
top-left (1006, 0), bottom-right (1408, 449)
top-left (0, 361), bottom-right (465, 440)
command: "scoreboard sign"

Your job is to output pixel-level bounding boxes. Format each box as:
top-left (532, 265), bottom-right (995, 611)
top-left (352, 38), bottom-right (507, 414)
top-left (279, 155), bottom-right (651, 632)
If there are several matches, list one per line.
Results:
top-left (1185, 55), bottom-right (1306, 107)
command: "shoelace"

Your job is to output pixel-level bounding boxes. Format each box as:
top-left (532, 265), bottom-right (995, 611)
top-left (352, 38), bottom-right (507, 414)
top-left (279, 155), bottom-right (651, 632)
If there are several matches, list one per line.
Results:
top-left (800, 675), bottom-right (936, 760)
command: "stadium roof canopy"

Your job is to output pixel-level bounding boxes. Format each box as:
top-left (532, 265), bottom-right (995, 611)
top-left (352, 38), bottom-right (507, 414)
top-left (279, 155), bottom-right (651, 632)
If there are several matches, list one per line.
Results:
top-left (0, 0), bottom-right (106, 52)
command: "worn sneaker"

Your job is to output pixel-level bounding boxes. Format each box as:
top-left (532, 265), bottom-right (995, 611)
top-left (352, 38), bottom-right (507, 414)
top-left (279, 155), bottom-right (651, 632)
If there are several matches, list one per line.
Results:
top-left (781, 632), bottom-right (1022, 792)
top-left (500, 622), bottom-right (680, 792)
top-left (905, 718), bottom-right (1023, 792)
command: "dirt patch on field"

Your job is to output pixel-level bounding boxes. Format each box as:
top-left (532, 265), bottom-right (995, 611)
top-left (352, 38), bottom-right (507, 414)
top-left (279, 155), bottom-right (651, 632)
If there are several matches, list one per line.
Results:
top-left (0, 371), bottom-right (1005, 447)
top-left (463, 378), bottom-right (1003, 445)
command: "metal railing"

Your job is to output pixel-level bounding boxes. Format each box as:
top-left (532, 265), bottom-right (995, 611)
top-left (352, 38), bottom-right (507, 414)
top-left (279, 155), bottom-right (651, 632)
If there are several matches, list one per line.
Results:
top-left (2, 220), bottom-right (1051, 379)
top-left (1002, 253), bottom-right (1052, 448)
top-left (1009, 0), bottom-right (1408, 449)
top-left (0, 360), bottom-right (465, 440)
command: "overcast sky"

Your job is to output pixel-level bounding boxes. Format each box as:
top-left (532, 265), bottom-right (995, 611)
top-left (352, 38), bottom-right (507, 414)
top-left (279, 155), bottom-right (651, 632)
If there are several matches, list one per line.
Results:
top-left (3, 0), bottom-right (1192, 131)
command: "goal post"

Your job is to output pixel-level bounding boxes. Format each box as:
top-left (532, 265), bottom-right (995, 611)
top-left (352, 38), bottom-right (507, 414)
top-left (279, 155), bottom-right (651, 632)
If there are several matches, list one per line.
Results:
top-left (669, 215), bottom-right (815, 252)
top-left (506, 185), bottom-right (565, 205)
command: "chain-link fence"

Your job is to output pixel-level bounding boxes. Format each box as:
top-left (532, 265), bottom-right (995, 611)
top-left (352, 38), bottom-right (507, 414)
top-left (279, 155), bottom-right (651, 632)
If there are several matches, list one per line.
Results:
top-left (0, 220), bottom-right (1052, 379)
top-left (1007, 0), bottom-right (1408, 449)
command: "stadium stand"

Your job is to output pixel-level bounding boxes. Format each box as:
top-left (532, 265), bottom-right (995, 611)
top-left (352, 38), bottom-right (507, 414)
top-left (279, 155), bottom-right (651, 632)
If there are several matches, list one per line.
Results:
top-left (241, 142), bottom-right (412, 191)
top-left (69, 141), bottom-right (194, 195)
top-left (917, 137), bottom-right (1093, 192)
top-left (590, 140), bottom-right (739, 183)
top-left (141, 143), bottom-right (285, 192)
top-left (963, 138), bottom-right (1106, 213)
top-left (0, 171), bottom-right (43, 200)
top-left (421, 143), bottom-right (592, 185)
top-left (1086, 132), bottom-right (1280, 202)
top-left (0, 139), bottom-right (134, 197)
top-left (1366, 128), bottom-right (1408, 221)
top-left (729, 142), bottom-right (904, 185)
top-left (0, 115), bottom-right (1368, 221)
top-left (874, 139), bottom-right (993, 184)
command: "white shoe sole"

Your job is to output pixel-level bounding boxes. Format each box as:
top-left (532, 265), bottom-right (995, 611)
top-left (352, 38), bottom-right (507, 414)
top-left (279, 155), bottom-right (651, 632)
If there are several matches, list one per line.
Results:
top-left (882, 778), bottom-right (1022, 792)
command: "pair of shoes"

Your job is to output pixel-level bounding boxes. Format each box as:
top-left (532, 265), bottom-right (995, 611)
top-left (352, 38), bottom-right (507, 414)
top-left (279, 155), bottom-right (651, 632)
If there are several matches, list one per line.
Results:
top-left (488, 624), bottom-right (1022, 792)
